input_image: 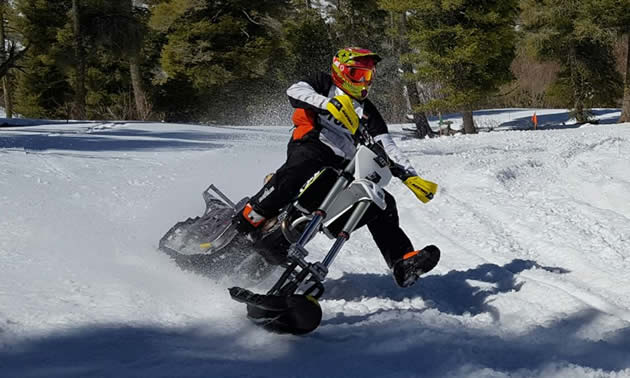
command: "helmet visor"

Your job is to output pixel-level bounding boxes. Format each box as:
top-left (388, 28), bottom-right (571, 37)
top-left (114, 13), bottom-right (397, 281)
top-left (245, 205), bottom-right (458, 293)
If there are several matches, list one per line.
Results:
top-left (346, 67), bottom-right (375, 84)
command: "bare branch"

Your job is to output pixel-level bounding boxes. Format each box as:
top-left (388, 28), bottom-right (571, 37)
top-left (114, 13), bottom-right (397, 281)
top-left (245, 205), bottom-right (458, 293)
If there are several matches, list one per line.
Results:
top-left (0, 44), bottom-right (29, 79)
top-left (241, 9), bottom-right (263, 26)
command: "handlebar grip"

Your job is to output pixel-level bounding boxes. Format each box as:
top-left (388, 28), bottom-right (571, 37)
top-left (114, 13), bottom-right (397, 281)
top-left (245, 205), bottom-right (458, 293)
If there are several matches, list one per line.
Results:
top-left (390, 163), bottom-right (411, 180)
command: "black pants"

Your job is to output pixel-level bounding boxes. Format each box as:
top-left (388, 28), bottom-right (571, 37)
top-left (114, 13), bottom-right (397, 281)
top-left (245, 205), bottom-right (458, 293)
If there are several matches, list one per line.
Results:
top-left (249, 138), bottom-right (413, 268)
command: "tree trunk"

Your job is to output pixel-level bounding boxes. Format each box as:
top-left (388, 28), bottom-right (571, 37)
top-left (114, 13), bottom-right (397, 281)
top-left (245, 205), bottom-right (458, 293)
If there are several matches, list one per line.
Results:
top-left (398, 12), bottom-right (434, 139)
top-left (462, 110), bottom-right (476, 134)
top-left (0, 4), bottom-right (11, 118)
top-left (572, 62), bottom-right (587, 123)
top-left (619, 34), bottom-right (630, 123)
top-left (129, 54), bottom-right (149, 120)
top-left (569, 46), bottom-right (588, 123)
top-left (72, 0), bottom-right (86, 119)
top-left (124, 0), bottom-right (150, 120)
top-left (405, 79), bottom-right (434, 138)
top-left (574, 97), bottom-right (587, 123)
top-left (2, 77), bottom-right (11, 118)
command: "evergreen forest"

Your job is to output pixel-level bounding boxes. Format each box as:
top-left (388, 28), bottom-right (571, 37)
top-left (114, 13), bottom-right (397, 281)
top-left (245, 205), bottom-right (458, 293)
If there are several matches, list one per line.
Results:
top-left (1, 0), bottom-right (629, 132)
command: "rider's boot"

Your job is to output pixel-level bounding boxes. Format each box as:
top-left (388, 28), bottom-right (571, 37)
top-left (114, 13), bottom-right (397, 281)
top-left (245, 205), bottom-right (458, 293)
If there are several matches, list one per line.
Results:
top-left (233, 203), bottom-right (266, 239)
top-left (232, 203), bottom-right (292, 266)
top-left (233, 172), bottom-right (273, 237)
top-left (392, 245), bottom-right (440, 288)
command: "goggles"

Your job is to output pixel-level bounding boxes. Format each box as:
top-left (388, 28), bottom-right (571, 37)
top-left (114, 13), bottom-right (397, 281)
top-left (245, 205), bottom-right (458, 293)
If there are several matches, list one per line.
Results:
top-left (345, 66), bottom-right (375, 85)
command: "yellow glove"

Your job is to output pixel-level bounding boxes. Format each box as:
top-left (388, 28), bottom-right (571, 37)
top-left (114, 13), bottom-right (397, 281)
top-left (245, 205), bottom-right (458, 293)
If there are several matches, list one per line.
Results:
top-left (404, 176), bottom-right (438, 203)
top-left (326, 94), bottom-right (359, 134)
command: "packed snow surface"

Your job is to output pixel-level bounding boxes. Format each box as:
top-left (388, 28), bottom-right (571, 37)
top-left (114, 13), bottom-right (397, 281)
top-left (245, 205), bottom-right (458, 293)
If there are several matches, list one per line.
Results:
top-left (1, 109), bottom-right (629, 377)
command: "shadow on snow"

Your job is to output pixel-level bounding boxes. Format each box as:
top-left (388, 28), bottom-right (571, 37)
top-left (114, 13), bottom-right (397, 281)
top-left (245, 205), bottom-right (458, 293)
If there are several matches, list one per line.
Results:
top-left (1, 313), bottom-right (628, 377)
top-left (323, 259), bottom-right (569, 319)
top-left (497, 109), bottom-right (620, 130)
top-left (0, 129), bottom-right (244, 152)
top-left (86, 128), bottom-right (247, 143)
top-left (421, 109), bottom-right (620, 132)
top-left (2, 260), bottom-right (629, 377)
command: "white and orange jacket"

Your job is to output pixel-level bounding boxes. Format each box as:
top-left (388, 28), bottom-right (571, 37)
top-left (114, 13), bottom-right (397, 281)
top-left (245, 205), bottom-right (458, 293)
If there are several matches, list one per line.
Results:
top-left (287, 72), bottom-right (417, 175)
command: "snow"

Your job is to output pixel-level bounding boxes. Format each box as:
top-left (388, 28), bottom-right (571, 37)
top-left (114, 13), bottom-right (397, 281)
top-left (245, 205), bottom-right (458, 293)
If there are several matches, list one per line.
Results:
top-left (1, 108), bottom-right (629, 377)
top-left (431, 108), bottom-right (622, 131)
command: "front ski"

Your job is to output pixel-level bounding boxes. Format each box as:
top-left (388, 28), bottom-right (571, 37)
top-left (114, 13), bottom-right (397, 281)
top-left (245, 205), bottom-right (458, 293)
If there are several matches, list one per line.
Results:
top-left (229, 287), bottom-right (322, 335)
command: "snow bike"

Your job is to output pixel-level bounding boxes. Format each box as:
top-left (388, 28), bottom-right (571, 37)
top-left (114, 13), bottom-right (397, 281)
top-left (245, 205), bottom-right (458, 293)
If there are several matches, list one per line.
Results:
top-left (159, 129), bottom-right (440, 335)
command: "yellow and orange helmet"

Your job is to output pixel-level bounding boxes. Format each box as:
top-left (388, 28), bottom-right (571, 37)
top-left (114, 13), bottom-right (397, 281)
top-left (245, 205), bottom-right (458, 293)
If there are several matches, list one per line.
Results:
top-left (332, 47), bottom-right (381, 101)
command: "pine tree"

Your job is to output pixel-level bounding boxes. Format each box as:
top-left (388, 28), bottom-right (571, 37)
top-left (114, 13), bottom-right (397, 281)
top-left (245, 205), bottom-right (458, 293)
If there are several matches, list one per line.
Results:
top-left (521, 0), bottom-right (622, 123)
top-left (149, 0), bottom-right (293, 123)
top-left (0, 0), bottom-right (16, 118)
top-left (81, 0), bottom-right (151, 119)
top-left (581, 0), bottom-right (630, 122)
top-left (150, 0), bottom-right (291, 89)
top-left (620, 35), bottom-right (630, 123)
top-left (284, 3), bottom-right (334, 80)
top-left (330, 0), bottom-right (388, 48)
top-left (72, 0), bottom-right (86, 119)
top-left (379, 5), bottom-right (433, 137)
top-left (323, 0), bottom-right (407, 122)
top-left (14, 0), bottom-right (151, 119)
top-left (0, 1), bottom-right (27, 120)
top-left (14, 0), bottom-right (75, 118)
top-left (387, 0), bottom-right (518, 134)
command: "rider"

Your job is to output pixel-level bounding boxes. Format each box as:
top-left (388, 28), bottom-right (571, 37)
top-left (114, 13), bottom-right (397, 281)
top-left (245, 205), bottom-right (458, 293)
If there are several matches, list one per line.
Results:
top-left (233, 47), bottom-right (438, 287)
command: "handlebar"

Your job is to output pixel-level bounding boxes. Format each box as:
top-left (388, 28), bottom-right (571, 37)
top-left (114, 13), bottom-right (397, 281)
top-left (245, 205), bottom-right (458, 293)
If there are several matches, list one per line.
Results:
top-left (389, 162), bottom-right (412, 181)
top-left (363, 137), bottom-right (412, 181)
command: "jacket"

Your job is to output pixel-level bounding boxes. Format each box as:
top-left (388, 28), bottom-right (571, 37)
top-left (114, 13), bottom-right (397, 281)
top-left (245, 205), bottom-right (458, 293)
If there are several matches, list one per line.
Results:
top-left (286, 72), bottom-right (417, 175)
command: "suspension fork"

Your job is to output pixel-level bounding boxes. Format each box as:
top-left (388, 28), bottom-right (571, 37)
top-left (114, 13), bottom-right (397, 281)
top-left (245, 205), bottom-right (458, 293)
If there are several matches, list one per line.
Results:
top-left (321, 200), bottom-right (371, 268)
top-left (268, 198), bottom-right (371, 298)
top-left (293, 159), bottom-right (356, 249)
top-left (268, 157), bottom-right (374, 298)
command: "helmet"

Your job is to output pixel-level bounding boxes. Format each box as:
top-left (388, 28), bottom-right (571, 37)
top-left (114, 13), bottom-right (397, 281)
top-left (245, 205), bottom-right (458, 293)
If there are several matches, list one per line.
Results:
top-left (332, 47), bottom-right (381, 101)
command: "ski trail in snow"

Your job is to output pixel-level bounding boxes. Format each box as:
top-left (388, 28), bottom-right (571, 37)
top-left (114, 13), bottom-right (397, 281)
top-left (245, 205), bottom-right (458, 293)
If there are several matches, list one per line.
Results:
top-left (429, 176), bottom-right (630, 325)
top-left (34, 153), bottom-right (78, 182)
top-left (396, 127), bottom-right (630, 334)
top-left (517, 270), bottom-right (630, 323)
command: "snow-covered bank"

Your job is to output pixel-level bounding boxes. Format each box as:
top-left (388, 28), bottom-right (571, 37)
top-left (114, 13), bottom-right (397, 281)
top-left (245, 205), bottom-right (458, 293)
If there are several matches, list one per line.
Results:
top-left (1, 111), bottom-right (629, 377)
top-left (435, 108), bottom-right (622, 131)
